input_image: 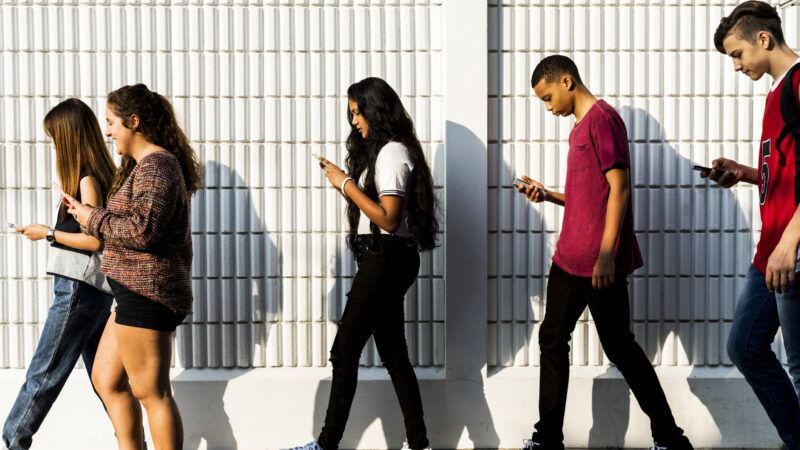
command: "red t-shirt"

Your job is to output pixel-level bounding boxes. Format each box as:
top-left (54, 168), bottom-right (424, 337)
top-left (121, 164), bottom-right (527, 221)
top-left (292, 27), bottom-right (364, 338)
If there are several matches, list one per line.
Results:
top-left (753, 63), bottom-right (800, 274)
top-left (552, 100), bottom-right (644, 277)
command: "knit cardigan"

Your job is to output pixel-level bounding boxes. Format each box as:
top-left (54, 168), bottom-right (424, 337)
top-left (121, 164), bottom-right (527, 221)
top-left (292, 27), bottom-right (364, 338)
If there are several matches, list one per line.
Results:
top-left (85, 151), bottom-right (193, 314)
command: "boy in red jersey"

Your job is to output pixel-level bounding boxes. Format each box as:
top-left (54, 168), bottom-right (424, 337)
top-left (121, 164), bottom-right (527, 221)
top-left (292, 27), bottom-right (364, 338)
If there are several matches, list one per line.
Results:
top-left (516, 55), bottom-right (693, 450)
top-left (711, 2), bottom-right (800, 448)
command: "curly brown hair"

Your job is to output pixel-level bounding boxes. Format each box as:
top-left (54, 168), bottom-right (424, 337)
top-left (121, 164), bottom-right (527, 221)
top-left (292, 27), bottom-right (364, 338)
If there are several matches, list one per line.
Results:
top-left (107, 84), bottom-right (201, 197)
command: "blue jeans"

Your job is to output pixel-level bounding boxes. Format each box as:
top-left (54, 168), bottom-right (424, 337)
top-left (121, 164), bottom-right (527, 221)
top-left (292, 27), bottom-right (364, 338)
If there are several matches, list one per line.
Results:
top-left (728, 264), bottom-right (800, 449)
top-left (2, 276), bottom-right (112, 450)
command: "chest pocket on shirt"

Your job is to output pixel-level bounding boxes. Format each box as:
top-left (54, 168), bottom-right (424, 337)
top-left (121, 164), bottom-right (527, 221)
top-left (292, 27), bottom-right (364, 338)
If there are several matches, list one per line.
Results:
top-left (568, 143), bottom-right (595, 173)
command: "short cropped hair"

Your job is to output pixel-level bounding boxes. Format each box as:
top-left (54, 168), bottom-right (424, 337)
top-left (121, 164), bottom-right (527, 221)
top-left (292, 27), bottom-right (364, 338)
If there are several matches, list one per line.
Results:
top-left (531, 55), bottom-right (583, 88)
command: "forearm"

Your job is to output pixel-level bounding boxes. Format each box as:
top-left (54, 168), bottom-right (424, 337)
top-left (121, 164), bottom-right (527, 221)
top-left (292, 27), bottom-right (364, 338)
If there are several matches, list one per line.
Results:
top-left (741, 165), bottom-right (760, 185)
top-left (545, 191), bottom-right (566, 206)
top-left (53, 231), bottom-right (102, 252)
top-left (743, 166), bottom-right (760, 185)
top-left (85, 207), bottom-right (158, 251)
top-left (778, 204), bottom-right (800, 248)
top-left (599, 186), bottom-right (628, 255)
top-left (342, 182), bottom-right (401, 233)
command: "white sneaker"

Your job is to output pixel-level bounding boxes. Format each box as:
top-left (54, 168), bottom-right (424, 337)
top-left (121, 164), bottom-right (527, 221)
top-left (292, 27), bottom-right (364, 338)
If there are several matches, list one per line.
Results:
top-left (521, 439), bottom-right (542, 450)
top-left (401, 442), bottom-right (432, 450)
top-left (282, 441), bottom-right (324, 450)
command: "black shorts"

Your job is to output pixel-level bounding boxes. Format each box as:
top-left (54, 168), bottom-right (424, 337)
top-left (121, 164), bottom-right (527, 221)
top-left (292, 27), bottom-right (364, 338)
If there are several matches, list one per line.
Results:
top-left (108, 278), bottom-right (186, 332)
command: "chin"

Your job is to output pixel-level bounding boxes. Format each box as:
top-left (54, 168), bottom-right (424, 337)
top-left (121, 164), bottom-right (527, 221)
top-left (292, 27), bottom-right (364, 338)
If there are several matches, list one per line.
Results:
top-left (745, 70), bottom-right (764, 81)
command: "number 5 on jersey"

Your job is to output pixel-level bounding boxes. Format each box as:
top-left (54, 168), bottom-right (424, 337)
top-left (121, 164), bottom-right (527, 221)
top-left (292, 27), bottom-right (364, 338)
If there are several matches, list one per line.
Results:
top-left (760, 139), bottom-right (771, 205)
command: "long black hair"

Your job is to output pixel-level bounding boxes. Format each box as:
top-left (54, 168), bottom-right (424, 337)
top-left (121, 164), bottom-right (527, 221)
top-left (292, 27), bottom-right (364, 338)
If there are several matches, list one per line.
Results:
top-left (345, 77), bottom-right (439, 252)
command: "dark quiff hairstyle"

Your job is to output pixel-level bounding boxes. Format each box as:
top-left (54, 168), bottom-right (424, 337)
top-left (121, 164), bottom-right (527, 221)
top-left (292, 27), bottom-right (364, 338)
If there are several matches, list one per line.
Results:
top-left (107, 84), bottom-right (202, 197)
top-left (344, 77), bottom-right (439, 253)
top-left (531, 54), bottom-right (583, 88)
top-left (714, 1), bottom-right (785, 54)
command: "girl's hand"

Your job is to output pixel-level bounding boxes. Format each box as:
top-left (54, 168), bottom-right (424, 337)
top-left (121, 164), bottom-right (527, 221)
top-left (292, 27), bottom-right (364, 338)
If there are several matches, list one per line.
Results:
top-left (319, 157), bottom-right (349, 190)
top-left (17, 224), bottom-right (48, 241)
top-left (62, 192), bottom-right (94, 227)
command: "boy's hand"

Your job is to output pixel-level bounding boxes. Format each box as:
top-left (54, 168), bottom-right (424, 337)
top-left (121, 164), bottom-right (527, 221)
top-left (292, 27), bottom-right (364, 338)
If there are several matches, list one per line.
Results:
top-left (592, 251), bottom-right (615, 290)
top-left (516, 175), bottom-right (547, 203)
top-left (766, 239), bottom-right (798, 294)
top-left (704, 157), bottom-right (746, 188)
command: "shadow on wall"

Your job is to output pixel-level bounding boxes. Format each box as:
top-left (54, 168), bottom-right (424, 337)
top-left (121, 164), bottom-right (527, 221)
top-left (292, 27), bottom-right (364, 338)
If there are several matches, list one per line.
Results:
top-left (310, 122), bottom-right (501, 450)
top-left (487, 118), bottom-right (551, 375)
top-left (172, 160), bottom-right (282, 450)
top-left (586, 106), bottom-right (762, 448)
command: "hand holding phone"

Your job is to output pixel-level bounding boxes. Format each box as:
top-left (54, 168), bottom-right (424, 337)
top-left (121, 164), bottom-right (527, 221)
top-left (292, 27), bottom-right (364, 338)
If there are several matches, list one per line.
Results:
top-left (692, 165), bottom-right (726, 176)
top-left (514, 177), bottom-right (548, 204)
top-left (513, 178), bottom-right (546, 195)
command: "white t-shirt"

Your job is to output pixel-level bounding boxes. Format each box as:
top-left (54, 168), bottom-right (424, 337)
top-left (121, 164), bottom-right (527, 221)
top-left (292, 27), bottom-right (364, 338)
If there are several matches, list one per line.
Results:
top-left (356, 141), bottom-right (414, 237)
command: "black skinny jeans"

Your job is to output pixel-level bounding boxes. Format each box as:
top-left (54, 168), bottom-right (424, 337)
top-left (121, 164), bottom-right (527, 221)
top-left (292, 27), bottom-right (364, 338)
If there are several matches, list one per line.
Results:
top-left (318, 236), bottom-right (429, 450)
top-left (534, 263), bottom-right (683, 446)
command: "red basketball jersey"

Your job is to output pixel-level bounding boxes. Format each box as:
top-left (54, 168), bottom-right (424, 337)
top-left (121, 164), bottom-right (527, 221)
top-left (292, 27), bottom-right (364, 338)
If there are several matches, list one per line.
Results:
top-left (753, 63), bottom-right (800, 274)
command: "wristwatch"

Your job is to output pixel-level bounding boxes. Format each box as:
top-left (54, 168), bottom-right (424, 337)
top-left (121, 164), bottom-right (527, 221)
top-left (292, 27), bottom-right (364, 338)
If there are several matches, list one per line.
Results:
top-left (46, 228), bottom-right (56, 243)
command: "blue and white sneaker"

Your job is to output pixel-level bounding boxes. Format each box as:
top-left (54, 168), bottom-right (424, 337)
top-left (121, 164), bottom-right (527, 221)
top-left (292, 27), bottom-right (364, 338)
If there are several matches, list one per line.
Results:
top-left (282, 441), bottom-right (324, 450)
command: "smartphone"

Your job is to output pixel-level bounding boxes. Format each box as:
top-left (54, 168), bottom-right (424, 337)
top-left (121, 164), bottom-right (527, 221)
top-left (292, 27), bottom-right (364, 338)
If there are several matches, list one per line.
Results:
top-left (51, 180), bottom-right (67, 196)
top-left (312, 153), bottom-right (328, 168)
top-left (692, 164), bottom-right (727, 175)
top-left (513, 178), bottom-right (546, 195)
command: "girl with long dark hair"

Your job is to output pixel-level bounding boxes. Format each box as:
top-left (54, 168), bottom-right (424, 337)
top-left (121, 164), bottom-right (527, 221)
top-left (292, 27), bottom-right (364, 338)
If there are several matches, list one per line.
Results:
top-left (62, 84), bottom-right (201, 450)
top-left (287, 77), bottom-right (439, 450)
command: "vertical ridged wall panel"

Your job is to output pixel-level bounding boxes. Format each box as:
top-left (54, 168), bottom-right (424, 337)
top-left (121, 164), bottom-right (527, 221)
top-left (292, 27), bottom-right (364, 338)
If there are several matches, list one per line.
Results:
top-left (487, 0), bottom-right (797, 369)
top-left (0, 0), bottom-right (445, 370)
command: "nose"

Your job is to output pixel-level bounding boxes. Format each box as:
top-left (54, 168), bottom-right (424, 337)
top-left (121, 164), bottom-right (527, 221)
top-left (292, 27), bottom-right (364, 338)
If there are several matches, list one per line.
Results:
top-left (105, 127), bottom-right (111, 137)
top-left (733, 60), bottom-right (743, 72)
top-left (351, 115), bottom-right (358, 127)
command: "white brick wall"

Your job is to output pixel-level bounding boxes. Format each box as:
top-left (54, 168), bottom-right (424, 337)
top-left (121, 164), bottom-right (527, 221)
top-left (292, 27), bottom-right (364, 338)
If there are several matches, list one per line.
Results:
top-left (0, 1), bottom-right (445, 371)
top-left (487, 1), bottom-right (800, 370)
top-left (0, 1), bottom-right (794, 447)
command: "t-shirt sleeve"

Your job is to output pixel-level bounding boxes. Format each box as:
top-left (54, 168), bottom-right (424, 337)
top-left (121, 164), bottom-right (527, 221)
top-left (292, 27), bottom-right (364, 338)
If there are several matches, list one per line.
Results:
top-left (376, 143), bottom-right (413, 198)
top-left (592, 112), bottom-right (630, 173)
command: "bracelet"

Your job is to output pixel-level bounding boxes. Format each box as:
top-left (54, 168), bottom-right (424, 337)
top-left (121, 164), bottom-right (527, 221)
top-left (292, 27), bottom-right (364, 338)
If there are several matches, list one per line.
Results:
top-left (340, 177), bottom-right (354, 195)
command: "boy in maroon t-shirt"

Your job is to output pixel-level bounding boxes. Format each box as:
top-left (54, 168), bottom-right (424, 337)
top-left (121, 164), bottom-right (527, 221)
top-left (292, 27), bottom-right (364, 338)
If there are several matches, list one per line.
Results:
top-left (516, 55), bottom-right (692, 450)
top-left (710, 2), bottom-right (800, 448)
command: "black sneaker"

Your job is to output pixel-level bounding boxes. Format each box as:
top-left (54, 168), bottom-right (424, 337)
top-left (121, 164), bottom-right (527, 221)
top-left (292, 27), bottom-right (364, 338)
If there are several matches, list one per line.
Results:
top-left (652, 434), bottom-right (694, 450)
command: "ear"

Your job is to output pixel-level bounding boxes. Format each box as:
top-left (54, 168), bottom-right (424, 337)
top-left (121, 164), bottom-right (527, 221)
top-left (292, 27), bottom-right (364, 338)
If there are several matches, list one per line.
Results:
top-left (128, 114), bottom-right (140, 130)
top-left (757, 30), bottom-right (774, 50)
top-left (561, 75), bottom-right (574, 91)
